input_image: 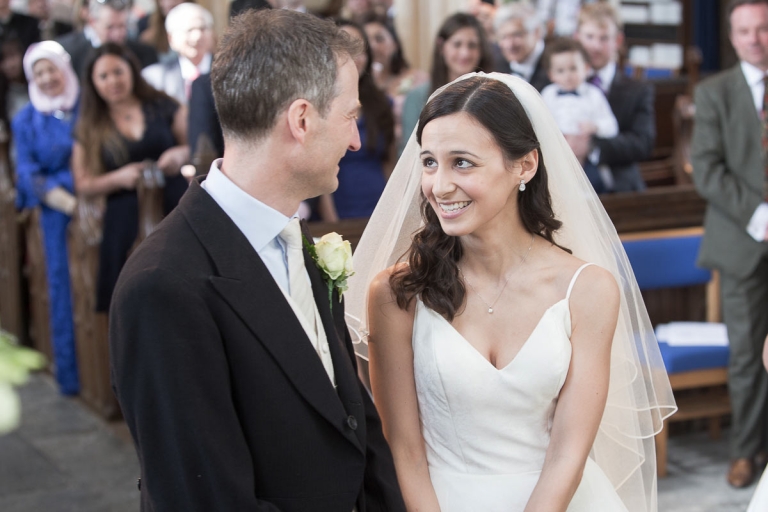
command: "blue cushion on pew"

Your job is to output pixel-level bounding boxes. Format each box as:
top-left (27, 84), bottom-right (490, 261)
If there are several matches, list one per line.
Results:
top-left (657, 341), bottom-right (730, 374)
top-left (622, 235), bottom-right (711, 290)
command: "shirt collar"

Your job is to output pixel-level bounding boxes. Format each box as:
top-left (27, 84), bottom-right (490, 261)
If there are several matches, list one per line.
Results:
top-left (201, 159), bottom-right (292, 253)
top-left (178, 53), bottom-right (212, 81)
top-left (741, 60), bottom-right (766, 88)
top-left (83, 25), bottom-right (102, 47)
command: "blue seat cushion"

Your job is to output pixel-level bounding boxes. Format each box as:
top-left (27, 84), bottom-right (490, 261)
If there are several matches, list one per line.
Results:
top-left (622, 235), bottom-right (711, 290)
top-left (658, 341), bottom-right (730, 374)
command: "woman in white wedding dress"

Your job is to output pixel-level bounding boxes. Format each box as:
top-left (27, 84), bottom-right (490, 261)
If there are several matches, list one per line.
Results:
top-left (346, 73), bottom-right (676, 512)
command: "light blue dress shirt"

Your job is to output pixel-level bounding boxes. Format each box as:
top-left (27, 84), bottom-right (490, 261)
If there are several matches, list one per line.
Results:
top-left (201, 159), bottom-right (295, 293)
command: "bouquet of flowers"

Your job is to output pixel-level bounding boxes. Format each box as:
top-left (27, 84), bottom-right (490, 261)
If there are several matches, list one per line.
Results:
top-left (0, 327), bottom-right (45, 435)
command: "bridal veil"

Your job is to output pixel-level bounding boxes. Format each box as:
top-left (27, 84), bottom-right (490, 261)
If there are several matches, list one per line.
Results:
top-left (345, 72), bottom-right (676, 511)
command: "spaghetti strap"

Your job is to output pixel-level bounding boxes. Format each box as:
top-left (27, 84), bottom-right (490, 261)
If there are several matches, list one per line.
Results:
top-left (566, 263), bottom-right (595, 300)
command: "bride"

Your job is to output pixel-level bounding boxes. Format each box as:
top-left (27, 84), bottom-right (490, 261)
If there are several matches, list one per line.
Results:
top-left (345, 73), bottom-right (676, 511)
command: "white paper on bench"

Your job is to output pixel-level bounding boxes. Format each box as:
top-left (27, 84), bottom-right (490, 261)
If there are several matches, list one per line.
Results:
top-left (655, 322), bottom-right (729, 347)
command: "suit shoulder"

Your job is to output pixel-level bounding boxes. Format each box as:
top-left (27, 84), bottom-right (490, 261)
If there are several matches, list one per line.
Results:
top-left (56, 30), bottom-right (80, 46)
top-left (697, 66), bottom-right (740, 93)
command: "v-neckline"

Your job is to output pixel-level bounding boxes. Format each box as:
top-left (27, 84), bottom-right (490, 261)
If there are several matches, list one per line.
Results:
top-left (421, 298), bottom-right (569, 372)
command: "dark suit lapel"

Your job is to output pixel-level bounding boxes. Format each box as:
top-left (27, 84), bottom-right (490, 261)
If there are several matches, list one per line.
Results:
top-left (180, 181), bottom-right (360, 449)
top-left (301, 222), bottom-right (366, 451)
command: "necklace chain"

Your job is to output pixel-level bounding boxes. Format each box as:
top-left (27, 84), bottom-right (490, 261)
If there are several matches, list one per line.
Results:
top-left (460, 233), bottom-right (535, 314)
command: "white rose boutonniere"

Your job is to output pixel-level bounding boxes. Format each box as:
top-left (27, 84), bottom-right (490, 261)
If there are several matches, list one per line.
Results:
top-left (303, 232), bottom-right (355, 309)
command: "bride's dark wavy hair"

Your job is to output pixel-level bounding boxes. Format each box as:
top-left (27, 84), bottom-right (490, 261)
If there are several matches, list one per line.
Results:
top-left (390, 76), bottom-right (568, 320)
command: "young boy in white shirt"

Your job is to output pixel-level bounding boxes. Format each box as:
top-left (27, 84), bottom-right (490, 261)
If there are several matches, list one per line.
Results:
top-left (541, 37), bottom-right (618, 193)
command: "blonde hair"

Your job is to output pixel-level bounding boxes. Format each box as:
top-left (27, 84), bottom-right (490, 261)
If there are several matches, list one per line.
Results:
top-left (577, 2), bottom-right (623, 32)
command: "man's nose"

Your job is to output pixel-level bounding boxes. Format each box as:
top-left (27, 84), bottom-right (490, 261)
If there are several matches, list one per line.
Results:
top-left (348, 123), bottom-right (361, 152)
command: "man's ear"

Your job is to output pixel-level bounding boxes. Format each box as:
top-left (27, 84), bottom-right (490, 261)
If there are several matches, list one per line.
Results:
top-left (286, 98), bottom-right (312, 144)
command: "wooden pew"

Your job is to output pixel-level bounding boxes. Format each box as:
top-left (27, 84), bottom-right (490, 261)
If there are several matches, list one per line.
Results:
top-left (0, 125), bottom-right (25, 341)
top-left (22, 208), bottom-right (52, 364)
top-left (69, 165), bottom-right (168, 420)
top-left (68, 195), bottom-right (117, 419)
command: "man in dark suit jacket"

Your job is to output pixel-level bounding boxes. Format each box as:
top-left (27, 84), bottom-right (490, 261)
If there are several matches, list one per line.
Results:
top-left (57, 0), bottom-right (156, 78)
top-left (494, 2), bottom-right (550, 92)
top-left (188, 72), bottom-right (224, 159)
top-left (575, 3), bottom-right (655, 193)
top-left (110, 9), bottom-right (405, 511)
top-left (691, 0), bottom-right (768, 489)
top-left (0, 0), bottom-right (40, 52)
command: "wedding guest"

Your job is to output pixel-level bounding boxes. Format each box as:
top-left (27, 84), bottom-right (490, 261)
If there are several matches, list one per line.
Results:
top-left (136, 0), bottom-right (190, 56)
top-left (28, 0), bottom-right (73, 41)
top-left (540, 37), bottom-right (617, 193)
top-left (1, 38), bottom-right (30, 119)
top-left (71, 43), bottom-right (188, 313)
top-left (321, 18), bottom-right (394, 220)
top-left (0, 0), bottom-right (40, 53)
top-left (362, 14), bottom-right (426, 148)
top-left (342, 0), bottom-right (375, 24)
top-left (13, 41), bottom-right (79, 395)
top-left (229, 0), bottom-right (273, 18)
top-left (494, 2), bottom-right (550, 91)
top-left (109, 9), bottom-right (405, 510)
top-left (691, 0), bottom-right (768, 488)
top-left (400, 12), bottom-right (493, 155)
top-left (57, 0), bottom-right (158, 78)
top-left (141, 3), bottom-right (213, 105)
top-left (574, 3), bottom-right (654, 192)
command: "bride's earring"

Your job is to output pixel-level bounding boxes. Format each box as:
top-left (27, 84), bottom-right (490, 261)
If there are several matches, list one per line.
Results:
top-left (519, 179), bottom-right (526, 192)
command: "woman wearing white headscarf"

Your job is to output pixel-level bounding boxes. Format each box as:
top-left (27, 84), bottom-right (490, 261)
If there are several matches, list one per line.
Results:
top-left (13, 40), bottom-right (80, 395)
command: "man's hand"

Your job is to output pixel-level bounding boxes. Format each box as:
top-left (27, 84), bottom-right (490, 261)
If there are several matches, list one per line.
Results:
top-left (564, 132), bottom-right (592, 164)
top-left (763, 224), bottom-right (768, 242)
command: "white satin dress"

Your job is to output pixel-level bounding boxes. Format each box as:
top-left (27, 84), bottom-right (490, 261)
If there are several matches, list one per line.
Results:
top-left (412, 263), bottom-right (628, 511)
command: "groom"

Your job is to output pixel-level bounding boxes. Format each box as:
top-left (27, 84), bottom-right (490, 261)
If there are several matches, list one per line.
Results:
top-left (109, 9), bottom-right (405, 512)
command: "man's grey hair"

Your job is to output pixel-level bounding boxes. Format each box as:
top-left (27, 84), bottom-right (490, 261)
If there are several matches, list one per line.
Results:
top-left (494, 2), bottom-right (543, 35)
top-left (89, 0), bottom-right (131, 20)
top-left (165, 3), bottom-right (214, 35)
top-left (212, 9), bottom-right (362, 143)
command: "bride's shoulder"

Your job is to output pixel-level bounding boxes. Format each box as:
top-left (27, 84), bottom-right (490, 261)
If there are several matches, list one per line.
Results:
top-left (544, 246), bottom-right (618, 304)
top-left (367, 263), bottom-right (417, 326)
top-left (368, 262), bottom-right (414, 310)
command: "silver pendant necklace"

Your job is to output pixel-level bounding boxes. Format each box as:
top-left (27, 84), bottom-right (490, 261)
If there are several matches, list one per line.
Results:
top-left (460, 233), bottom-right (535, 314)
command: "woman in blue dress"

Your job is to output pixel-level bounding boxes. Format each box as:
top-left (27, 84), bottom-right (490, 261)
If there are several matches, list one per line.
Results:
top-left (13, 41), bottom-right (80, 395)
top-left (320, 19), bottom-right (394, 220)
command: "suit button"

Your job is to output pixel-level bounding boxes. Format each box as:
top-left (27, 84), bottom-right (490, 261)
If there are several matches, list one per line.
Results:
top-left (346, 415), bottom-right (358, 430)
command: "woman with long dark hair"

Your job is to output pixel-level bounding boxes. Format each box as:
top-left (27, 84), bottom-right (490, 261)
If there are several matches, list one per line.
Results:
top-left (399, 12), bottom-right (493, 156)
top-left (346, 74), bottom-right (676, 511)
top-left (362, 14), bottom-right (426, 152)
top-left (319, 19), bottom-right (394, 220)
top-left (72, 43), bottom-right (189, 312)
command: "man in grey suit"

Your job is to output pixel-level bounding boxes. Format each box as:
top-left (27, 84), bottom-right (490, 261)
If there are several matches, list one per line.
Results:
top-left (141, 3), bottom-right (214, 105)
top-left (691, 0), bottom-right (768, 488)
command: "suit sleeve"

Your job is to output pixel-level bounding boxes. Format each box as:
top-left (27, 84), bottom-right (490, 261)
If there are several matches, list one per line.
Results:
top-left (335, 302), bottom-right (406, 512)
top-left (109, 267), bottom-right (282, 511)
top-left (691, 83), bottom-right (764, 228)
top-left (595, 81), bottom-right (655, 168)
